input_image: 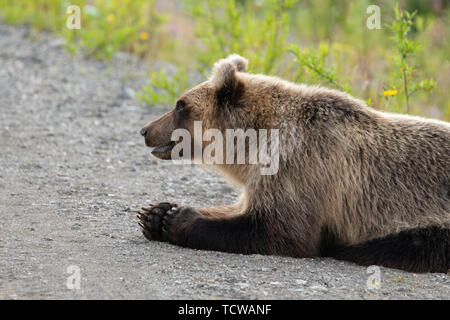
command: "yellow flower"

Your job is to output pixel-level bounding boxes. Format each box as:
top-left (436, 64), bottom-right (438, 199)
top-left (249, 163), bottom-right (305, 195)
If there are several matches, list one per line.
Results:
top-left (139, 31), bottom-right (149, 41)
top-left (383, 89), bottom-right (398, 97)
top-left (107, 14), bottom-right (115, 23)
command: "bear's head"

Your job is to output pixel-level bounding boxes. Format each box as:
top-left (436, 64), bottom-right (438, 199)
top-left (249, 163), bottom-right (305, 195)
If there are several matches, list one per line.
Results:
top-left (140, 54), bottom-right (274, 161)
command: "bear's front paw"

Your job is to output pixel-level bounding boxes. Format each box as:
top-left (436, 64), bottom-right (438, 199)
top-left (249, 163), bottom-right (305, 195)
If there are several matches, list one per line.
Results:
top-left (137, 202), bottom-right (178, 242)
top-left (162, 206), bottom-right (201, 245)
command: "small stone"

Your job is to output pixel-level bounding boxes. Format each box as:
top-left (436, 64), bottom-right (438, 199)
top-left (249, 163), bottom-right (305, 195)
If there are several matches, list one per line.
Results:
top-left (309, 285), bottom-right (328, 292)
top-left (119, 87), bottom-right (135, 99)
top-left (237, 282), bottom-right (249, 289)
top-left (49, 38), bottom-right (66, 48)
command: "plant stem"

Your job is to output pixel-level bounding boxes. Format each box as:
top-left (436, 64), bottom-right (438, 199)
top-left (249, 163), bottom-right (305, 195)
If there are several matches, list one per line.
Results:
top-left (402, 68), bottom-right (410, 113)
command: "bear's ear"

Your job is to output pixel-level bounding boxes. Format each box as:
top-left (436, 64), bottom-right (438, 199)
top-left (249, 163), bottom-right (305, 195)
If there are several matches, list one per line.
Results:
top-left (210, 54), bottom-right (248, 106)
top-left (227, 54), bottom-right (248, 72)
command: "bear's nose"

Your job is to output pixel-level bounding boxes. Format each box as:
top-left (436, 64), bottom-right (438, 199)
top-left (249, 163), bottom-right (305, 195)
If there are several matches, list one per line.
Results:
top-left (140, 127), bottom-right (148, 137)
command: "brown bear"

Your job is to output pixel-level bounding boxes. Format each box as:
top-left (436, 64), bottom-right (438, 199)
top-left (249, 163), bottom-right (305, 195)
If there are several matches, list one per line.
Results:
top-left (138, 54), bottom-right (450, 273)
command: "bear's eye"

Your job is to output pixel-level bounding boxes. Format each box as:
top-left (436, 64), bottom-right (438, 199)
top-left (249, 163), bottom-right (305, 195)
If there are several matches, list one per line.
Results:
top-left (176, 100), bottom-right (186, 112)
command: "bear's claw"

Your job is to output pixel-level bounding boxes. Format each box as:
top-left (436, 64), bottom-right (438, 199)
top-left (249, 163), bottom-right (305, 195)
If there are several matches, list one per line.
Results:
top-left (137, 202), bottom-right (178, 242)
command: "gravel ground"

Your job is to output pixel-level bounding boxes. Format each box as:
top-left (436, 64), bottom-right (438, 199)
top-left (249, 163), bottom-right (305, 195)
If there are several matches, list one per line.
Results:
top-left (0, 24), bottom-right (448, 300)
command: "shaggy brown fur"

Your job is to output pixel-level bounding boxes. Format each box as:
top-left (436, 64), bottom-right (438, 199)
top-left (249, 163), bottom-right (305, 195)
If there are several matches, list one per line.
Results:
top-left (138, 54), bottom-right (450, 273)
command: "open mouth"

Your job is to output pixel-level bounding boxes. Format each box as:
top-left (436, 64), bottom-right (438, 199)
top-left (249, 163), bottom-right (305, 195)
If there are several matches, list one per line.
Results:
top-left (151, 141), bottom-right (175, 158)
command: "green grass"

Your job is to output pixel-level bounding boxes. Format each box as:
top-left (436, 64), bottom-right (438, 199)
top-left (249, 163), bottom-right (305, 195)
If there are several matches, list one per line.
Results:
top-left (0, 0), bottom-right (166, 59)
top-left (0, 0), bottom-right (448, 120)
